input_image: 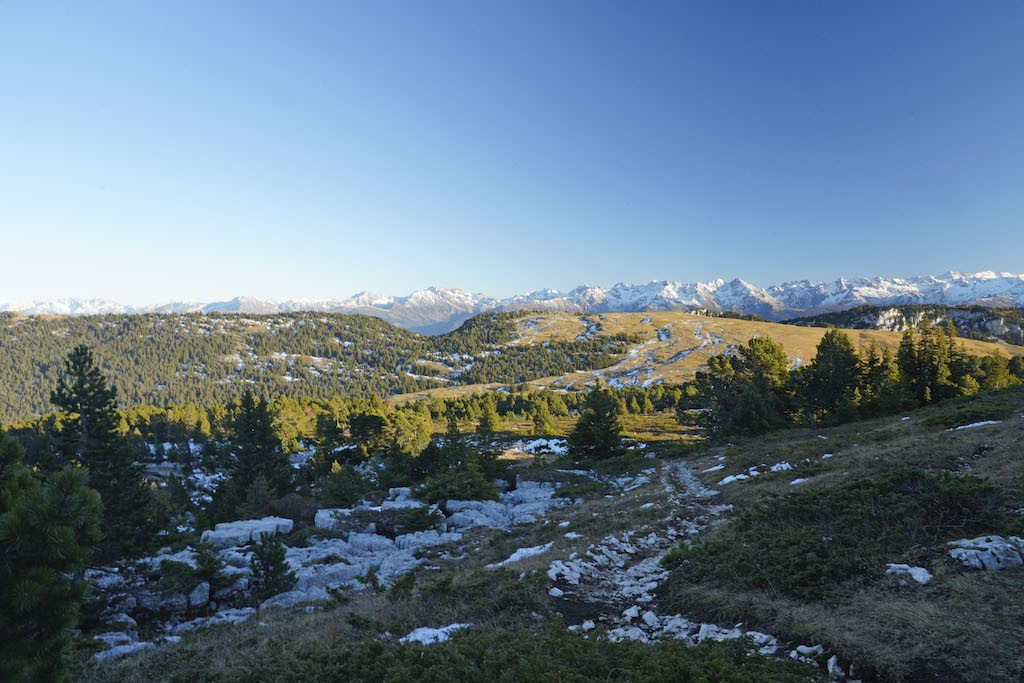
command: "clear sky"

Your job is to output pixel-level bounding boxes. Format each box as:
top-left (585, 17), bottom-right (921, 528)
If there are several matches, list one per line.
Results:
top-left (1, 1), bottom-right (1022, 303)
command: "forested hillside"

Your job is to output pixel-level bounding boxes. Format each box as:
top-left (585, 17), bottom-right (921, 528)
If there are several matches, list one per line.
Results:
top-left (785, 304), bottom-right (1024, 345)
top-left (0, 311), bottom-right (629, 424)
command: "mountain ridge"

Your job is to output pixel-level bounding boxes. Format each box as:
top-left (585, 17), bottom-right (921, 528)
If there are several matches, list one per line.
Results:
top-left (4, 271), bottom-right (1024, 334)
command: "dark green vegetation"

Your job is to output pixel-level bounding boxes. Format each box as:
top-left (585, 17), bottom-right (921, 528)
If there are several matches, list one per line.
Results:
top-left (50, 346), bottom-right (162, 561)
top-left (568, 387), bottom-right (627, 460)
top-left (680, 320), bottom-right (1024, 437)
top-left (786, 304), bottom-right (1024, 346)
top-left (0, 311), bottom-right (632, 424)
top-left (664, 468), bottom-right (1011, 601)
top-left (1, 433), bottom-right (102, 683)
top-left (80, 620), bottom-right (820, 682)
top-left (665, 385), bottom-right (1024, 681)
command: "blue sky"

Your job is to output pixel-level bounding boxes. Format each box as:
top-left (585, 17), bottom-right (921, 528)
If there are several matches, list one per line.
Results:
top-left (1, 1), bottom-right (1022, 303)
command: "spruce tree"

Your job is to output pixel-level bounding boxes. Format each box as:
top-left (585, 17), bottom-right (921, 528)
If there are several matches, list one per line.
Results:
top-left (476, 398), bottom-right (502, 439)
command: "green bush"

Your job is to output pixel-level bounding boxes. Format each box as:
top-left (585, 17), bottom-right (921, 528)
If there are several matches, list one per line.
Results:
top-left (920, 400), bottom-right (1015, 428)
top-left (416, 464), bottom-right (499, 505)
top-left (250, 532), bottom-right (297, 601)
top-left (84, 620), bottom-right (823, 681)
top-left (317, 465), bottom-right (373, 508)
top-left (376, 505), bottom-right (443, 539)
top-left (665, 467), bottom-right (1013, 601)
top-left (156, 560), bottom-right (199, 596)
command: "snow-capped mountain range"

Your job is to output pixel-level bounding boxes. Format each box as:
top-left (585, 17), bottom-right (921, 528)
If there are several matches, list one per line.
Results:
top-left (4, 271), bottom-right (1024, 334)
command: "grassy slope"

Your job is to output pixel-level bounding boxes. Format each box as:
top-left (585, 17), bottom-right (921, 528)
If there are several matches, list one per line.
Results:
top-left (663, 386), bottom-right (1024, 682)
top-left (395, 311), bottom-right (1024, 403)
top-left (75, 446), bottom-right (819, 683)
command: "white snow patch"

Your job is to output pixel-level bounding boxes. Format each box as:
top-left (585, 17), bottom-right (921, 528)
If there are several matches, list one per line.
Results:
top-left (399, 623), bottom-right (471, 645)
top-left (487, 542), bottom-right (554, 568)
top-left (949, 420), bottom-right (1002, 431)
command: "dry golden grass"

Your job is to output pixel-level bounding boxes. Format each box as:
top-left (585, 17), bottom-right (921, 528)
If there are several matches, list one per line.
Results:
top-left (396, 312), bottom-right (1024, 404)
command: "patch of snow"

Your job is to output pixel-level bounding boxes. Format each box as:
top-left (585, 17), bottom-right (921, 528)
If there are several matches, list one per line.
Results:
top-left (487, 541), bottom-right (554, 568)
top-left (949, 420), bottom-right (1002, 431)
top-left (399, 623), bottom-right (471, 645)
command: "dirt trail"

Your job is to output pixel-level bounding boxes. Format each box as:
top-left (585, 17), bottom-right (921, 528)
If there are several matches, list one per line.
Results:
top-left (545, 459), bottom-right (834, 673)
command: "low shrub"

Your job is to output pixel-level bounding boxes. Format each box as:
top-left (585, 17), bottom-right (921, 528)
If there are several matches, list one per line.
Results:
top-left (664, 467), bottom-right (1014, 601)
top-left (416, 464), bottom-right (499, 505)
top-left (376, 505), bottom-right (443, 539)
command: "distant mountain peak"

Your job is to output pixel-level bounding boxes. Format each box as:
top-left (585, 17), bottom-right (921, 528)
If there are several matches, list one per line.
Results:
top-left (2, 271), bottom-right (1022, 334)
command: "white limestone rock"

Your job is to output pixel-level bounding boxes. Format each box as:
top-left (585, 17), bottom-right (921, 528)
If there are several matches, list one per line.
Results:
top-left (172, 607), bottom-right (256, 635)
top-left (201, 517), bottom-right (293, 549)
top-left (188, 581), bottom-right (211, 608)
top-left (885, 563), bottom-right (933, 584)
top-left (948, 536), bottom-right (1024, 570)
top-left (399, 623), bottom-right (471, 645)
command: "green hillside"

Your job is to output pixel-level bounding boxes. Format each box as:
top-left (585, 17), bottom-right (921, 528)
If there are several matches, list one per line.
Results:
top-left (0, 311), bottom-right (628, 424)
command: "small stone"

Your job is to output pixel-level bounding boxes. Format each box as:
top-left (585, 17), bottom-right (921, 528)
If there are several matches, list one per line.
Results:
top-left (827, 655), bottom-right (845, 679)
top-left (622, 605), bottom-right (641, 620)
top-left (188, 581), bottom-right (210, 608)
top-left (581, 620), bottom-right (596, 631)
top-left (548, 587), bottom-right (564, 598)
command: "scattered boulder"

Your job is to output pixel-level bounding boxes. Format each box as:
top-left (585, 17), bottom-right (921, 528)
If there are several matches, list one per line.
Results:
top-left (948, 536), bottom-right (1024, 570)
top-left (201, 517), bottom-right (294, 549)
top-left (188, 581), bottom-right (211, 608)
top-left (885, 563), bottom-right (933, 585)
top-left (399, 623), bottom-right (471, 645)
top-left (172, 607), bottom-right (257, 635)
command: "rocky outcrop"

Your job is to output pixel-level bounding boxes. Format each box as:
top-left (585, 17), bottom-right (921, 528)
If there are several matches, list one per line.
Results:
top-left (201, 517), bottom-right (294, 549)
top-left (948, 536), bottom-right (1024, 570)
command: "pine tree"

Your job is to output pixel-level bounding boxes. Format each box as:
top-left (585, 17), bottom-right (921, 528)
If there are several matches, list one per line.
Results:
top-left (532, 400), bottom-right (556, 437)
top-left (250, 532), bottom-right (297, 601)
top-left (230, 390), bottom-right (293, 500)
top-left (50, 345), bottom-right (118, 461)
top-left (568, 389), bottom-right (625, 460)
top-left (0, 434), bottom-right (102, 682)
top-left (476, 399), bottom-right (502, 439)
top-left (807, 329), bottom-right (862, 422)
top-left (49, 345), bottom-right (154, 560)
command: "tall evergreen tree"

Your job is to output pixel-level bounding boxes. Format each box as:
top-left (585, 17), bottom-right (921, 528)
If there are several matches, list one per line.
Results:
top-left (476, 398), bottom-right (502, 439)
top-left (50, 345), bottom-right (154, 559)
top-left (0, 434), bottom-right (102, 682)
top-left (229, 390), bottom-right (293, 499)
top-left (532, 400), bottom-right (556, 437)
top-left (807, 329), bottom-right (862, 422)
top-left (568, 388), bottom-right (625, 460)
top-left (50, 345), bottom-right (118, 461)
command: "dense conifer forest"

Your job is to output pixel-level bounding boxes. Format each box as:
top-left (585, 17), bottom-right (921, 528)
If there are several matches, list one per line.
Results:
top-left (0, 311), bottom-right (630, 424)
